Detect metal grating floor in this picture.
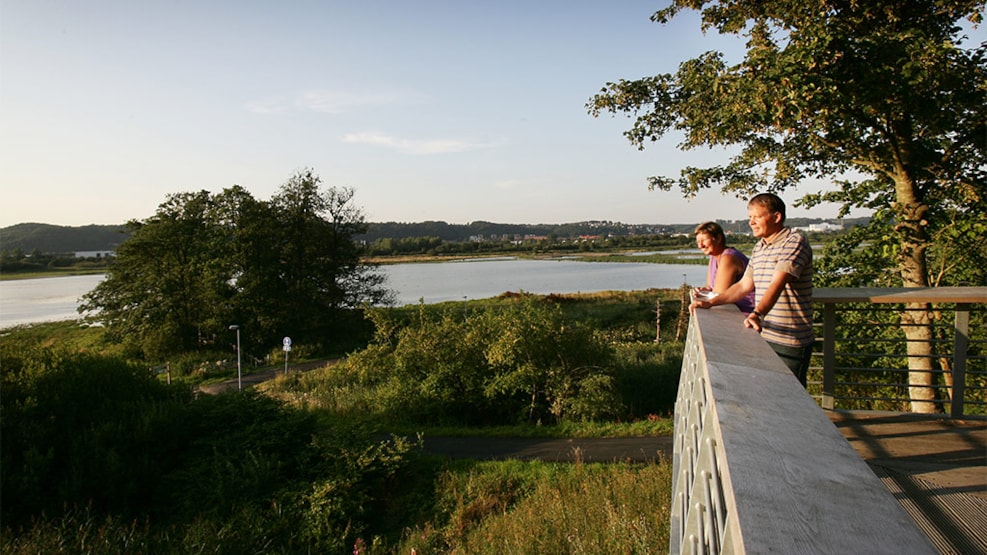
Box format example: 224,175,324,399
872,463,987,555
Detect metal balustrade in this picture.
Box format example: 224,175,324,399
670,305,938,554
812,287,987,417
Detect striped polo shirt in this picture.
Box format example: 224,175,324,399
743,227,814,348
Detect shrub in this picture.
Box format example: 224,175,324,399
0,343,191,526
278,296,626,427
1,342,418,553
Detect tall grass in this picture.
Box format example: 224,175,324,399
379,459,672,555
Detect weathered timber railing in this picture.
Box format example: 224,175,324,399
670,305,937,554
813,287,987,418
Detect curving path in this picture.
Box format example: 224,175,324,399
415,435,672,463
198,360,672,463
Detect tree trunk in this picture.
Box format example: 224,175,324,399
893,176,939,413
899,304,938,413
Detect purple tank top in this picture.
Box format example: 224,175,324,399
709,247,756,314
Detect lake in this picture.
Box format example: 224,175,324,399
0,257,707,327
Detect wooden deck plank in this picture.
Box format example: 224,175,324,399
827,410,986,500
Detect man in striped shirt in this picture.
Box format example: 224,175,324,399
690,193,814,386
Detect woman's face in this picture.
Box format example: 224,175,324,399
696,232,721,256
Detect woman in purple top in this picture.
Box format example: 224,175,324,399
691,222,756,314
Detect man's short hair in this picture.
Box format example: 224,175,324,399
748,193,787,223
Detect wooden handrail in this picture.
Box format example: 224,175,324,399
814,286,987,304
670,305,937,554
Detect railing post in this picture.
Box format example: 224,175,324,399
951,304,970,418
822,303,836,410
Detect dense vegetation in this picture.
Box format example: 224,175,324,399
263,292,685,428
2,290,681,554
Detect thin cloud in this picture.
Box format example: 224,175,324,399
492,178,551,194
243,100,287,114
297,89,421,114
244,89,422,115
343,131,496,155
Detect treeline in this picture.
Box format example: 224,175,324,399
0,217,870,255
0,250,113,274
360,220,673,243
364,232,699,257
361,217,869,243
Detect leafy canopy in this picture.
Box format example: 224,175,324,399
80,170,390,360
588,0,986,287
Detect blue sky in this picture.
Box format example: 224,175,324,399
2,1,963,228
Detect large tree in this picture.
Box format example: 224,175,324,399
263,171,392,343
588,0,986,412
80,190,234,357
80,171,389,361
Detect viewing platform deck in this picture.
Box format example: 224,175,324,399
828,410,987,554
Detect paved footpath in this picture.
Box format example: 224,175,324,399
417,435,673,463
197,360,336,395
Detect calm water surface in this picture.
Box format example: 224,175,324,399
0,258,707,327
1,274,105,327
384,258,705,304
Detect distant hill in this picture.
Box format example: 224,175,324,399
0,223,130,254
1,217,868,254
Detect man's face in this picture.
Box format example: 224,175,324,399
748,204,782,238
695,232,717,255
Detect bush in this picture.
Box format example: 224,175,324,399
270,295,681,426
0,343,191,526
1,342,418,553
612,341,683,419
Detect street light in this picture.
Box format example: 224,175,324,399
229,324,242,391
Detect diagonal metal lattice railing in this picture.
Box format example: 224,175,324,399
670,305,938,554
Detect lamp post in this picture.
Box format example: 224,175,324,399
229,324,242,390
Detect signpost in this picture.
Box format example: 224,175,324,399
230,325,242,390
283,336,291,374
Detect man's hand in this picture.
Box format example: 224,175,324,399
744,312,763,331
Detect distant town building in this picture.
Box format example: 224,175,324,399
805,222,844,233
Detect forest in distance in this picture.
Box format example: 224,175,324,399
1,216,867,254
